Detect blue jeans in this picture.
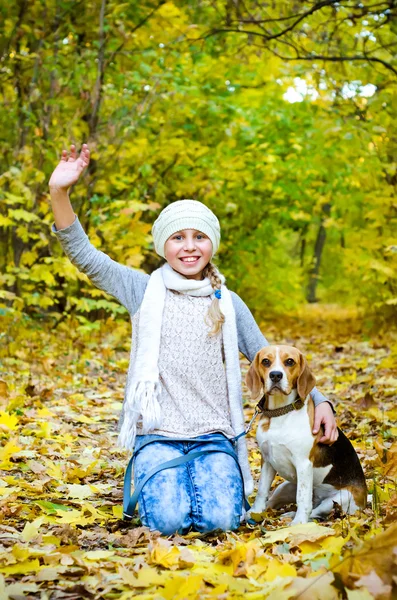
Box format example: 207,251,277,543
133,433,244,535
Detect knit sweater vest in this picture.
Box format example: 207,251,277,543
130,289,235,438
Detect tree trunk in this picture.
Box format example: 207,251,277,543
306,202,331,303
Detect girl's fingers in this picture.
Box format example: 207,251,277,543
78,144,90,166
59,143,89,166
69,145,77,161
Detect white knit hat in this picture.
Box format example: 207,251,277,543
151,199,221,258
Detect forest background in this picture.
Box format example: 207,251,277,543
0,0,396,328
0,1,396,599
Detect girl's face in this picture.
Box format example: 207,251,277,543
164,229,213,280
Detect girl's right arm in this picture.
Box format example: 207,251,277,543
49,144,149,314
49,144,90,230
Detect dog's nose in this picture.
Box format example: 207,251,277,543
269,371,283,382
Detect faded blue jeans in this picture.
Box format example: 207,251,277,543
133,433,244,535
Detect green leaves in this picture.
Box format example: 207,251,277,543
0,0,395,322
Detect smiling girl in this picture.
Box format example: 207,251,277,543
49,144,337,535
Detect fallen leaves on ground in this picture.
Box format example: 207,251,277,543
0,313,396,599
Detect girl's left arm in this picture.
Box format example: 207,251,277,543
231,291,338,445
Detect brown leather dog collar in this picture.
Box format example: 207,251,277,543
257,396,305,418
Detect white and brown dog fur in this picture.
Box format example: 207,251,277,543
246,345,367,525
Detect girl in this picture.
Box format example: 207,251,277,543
49,144,338,535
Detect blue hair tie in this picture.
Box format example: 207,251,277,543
215,289,221,300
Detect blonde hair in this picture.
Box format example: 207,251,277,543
202,262,225,336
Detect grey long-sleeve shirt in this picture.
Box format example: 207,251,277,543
52,217,331,408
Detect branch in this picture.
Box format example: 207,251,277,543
271,51,397,76
203,0,339,43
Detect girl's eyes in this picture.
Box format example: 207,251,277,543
172,234,206,240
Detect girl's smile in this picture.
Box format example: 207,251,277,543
164,229,213,280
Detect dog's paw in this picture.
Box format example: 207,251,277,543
290,514,310,526
281,511,296,519
250,503,267,515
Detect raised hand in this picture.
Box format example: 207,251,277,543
49,144,90,191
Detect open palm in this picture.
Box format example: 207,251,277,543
49,144,90,190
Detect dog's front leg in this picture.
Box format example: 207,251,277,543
291,460,313,525
250,461,276,514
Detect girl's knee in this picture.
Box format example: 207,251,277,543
192,503,242,533
139,491,192,535
140,504,192,535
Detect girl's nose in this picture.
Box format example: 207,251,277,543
184,237,196,251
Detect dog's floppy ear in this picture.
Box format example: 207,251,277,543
246,351,265,400
297,353,316,399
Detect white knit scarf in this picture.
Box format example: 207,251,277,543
118,262,253,497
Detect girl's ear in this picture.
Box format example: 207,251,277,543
297,354,316,399
246,352,264,400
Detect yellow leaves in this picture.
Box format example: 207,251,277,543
3,475,44,493
0,411,18,431
0,439,21,468
84,550,115,561
65,459,98,482
11,545,30,562
65,484,96,500
217,541,257,576
373,440,397,479
192,563,251,594
158,1,183,19
45,461,63,480
162,573,203,600
148,539,192,570
21,250,38,267
7,209,39,223
319,534,350,555
36,406,53,418
261,522,335,546
0,316,394,600
265,560,297,581
331,523,397,585
346,588,375,600
49,503,109,526
34,421,52,438
29,263,56,286
0,559,41,575
21,518,44,542
0,215,13,227
113,505,123,519
119,566,166,587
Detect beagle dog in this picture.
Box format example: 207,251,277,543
246,345,367,525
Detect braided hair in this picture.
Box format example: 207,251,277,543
202,262,225,336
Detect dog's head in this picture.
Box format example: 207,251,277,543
246,345,316,400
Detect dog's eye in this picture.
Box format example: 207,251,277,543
285,358,295,367
262,358,271,367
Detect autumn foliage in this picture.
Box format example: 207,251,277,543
0,313,396,597
0,1,396,598
0,0,396,324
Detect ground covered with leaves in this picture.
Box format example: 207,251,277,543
0,311,396,599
